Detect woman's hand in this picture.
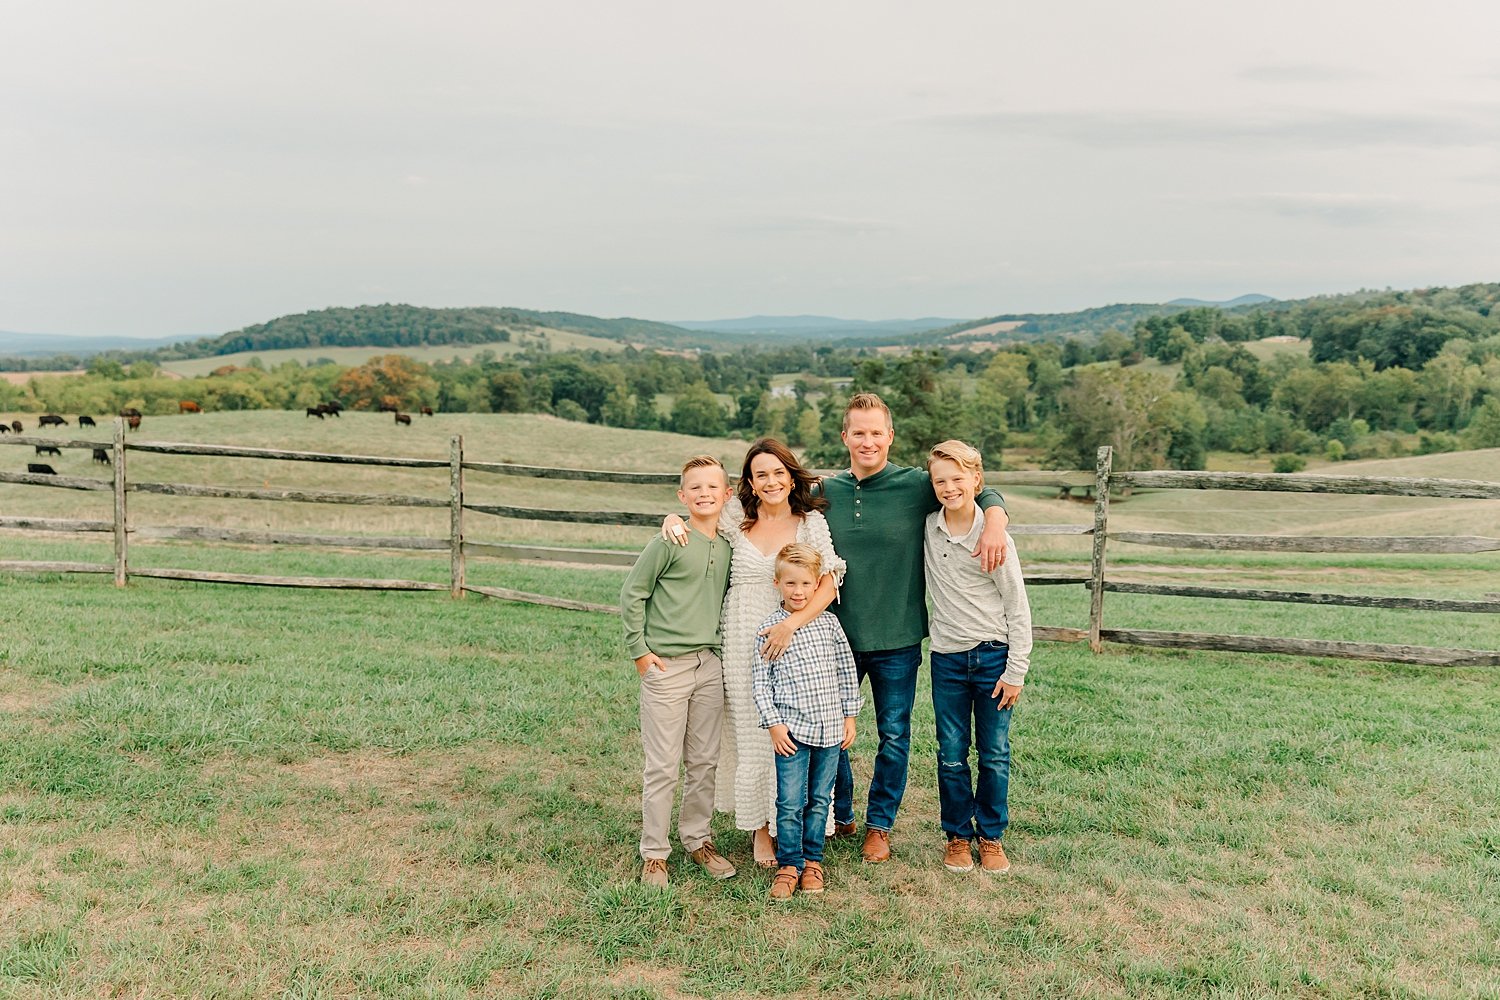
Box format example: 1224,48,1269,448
660,513,688,546
758,619,797,661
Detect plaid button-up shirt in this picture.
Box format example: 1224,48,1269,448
751,608,862,748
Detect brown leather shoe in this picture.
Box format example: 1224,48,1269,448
770,865,799,901
977,837,1010,874
861,827,891,863
799,861,825,894
689,841,737,880
831,821,858,840
640,857,669,887
943,836,974,873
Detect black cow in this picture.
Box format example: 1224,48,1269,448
38,414,68,428
306,406,326,419
119,408,142,418
378,402,399,413
394,412,412,426
28,463,56,475
93,448,111,465
0,423,8,434
35,445,61,457
9,420,20,433
78,415,96,428
420,406,434,416
324,400,343,415
126,414,142,431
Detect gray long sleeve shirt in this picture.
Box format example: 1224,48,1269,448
923,508,1032,685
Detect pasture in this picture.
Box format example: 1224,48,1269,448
2,412,1499,996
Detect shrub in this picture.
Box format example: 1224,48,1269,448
1271,454,1307,473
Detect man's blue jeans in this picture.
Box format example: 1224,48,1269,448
773,737,840,870
833,642,920,832
930,641,1013,841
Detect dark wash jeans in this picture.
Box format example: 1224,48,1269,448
833,642,921,832
930,641,1013,841
773,737,840,870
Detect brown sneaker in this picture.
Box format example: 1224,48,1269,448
831,821,858,840
640,857,668,887
770,865,799,901
977,837,1010,874
689,841,737,880
943,836,975,873
861,827,891,863
799,861,825,894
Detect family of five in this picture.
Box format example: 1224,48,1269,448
620,392,1033,899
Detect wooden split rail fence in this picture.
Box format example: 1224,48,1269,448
2,427,1498,667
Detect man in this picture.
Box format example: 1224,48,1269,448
821,393,1009,863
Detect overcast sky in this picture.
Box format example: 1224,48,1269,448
3,0,1498,337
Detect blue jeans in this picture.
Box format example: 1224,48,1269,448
832,642,920,832
773,737,840,870
931,642,1013,841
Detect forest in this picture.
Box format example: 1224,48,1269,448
5,283,1498,471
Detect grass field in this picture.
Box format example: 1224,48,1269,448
2,412,1499,996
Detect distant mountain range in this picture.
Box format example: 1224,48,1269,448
0,330,186,356
1165,294,1276,308
675,315,966,338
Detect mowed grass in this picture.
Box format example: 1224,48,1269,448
1,574,1498,998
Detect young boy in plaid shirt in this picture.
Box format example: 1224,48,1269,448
752,543,861,901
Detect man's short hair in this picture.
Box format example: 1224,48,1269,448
680,454,726,485
927,438,985,489
842,392,893,432
774,542,824,580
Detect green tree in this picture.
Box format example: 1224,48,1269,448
1464,397,1500,448
671,383,728,437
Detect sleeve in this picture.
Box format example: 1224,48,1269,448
831,619,862,717
990,533,1032,685
620,539,671,660
750,631,783,729
718,494,745,542
976,484,1007,512
800,511,846,587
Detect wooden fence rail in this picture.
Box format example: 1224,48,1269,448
2,428,1497,667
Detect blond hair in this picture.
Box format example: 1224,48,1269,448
774,542,824,581
679,454,726,485
927,439,985,489
842,392,893,432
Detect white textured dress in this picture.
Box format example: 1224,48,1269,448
713,496,846,829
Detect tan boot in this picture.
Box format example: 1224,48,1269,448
640,857,668,887
689,841,737,880
799,861,825,894
943,836,974,873
770,865,799,901
861,828,891,863
977,837,1011,874
831,821,858,840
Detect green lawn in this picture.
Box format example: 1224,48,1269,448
1,570,1497,998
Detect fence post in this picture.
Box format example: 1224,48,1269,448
1088,445,1113,652
112,416,128,587
450,435,465,598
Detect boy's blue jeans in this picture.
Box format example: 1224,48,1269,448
930,641,1013,841
833,642,920,832
773,737,840,870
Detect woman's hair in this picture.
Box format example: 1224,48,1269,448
927,439,985,489
774,542,824,581
738,437,827,528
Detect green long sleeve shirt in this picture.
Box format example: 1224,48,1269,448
619,531,732,659
818,463,1005,652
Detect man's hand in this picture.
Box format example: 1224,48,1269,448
840,717,857,750
974,507,1010,572
769,724,797,756
992,680,1022,710
635,652,666,677
661,514,688,547
758,619,796,661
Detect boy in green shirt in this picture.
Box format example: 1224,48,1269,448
620,455,737,887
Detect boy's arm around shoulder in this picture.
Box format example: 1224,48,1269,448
620,536,674,662
975,487,1009,572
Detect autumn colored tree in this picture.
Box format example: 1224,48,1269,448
332,355,439,410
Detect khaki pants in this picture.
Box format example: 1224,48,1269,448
639,649,723,860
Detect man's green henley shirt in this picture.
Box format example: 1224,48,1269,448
619,530,732,659
819,463,1005,652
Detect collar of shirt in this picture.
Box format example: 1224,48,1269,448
839,461,903,486
933,503,984,549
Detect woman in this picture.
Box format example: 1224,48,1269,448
666,438,844,866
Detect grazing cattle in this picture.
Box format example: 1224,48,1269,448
394,412,412,426
93,448,111,465
179,400,201,414
38,414,68,428
420,406,434,416
35,445,61,457
377,402,398,413
27,463,56,475
324,400,343,415
120,408,142,418
0,423,8,434
9,421,20,433
126,414,142,431
306,406,326,419
78,415,96,428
